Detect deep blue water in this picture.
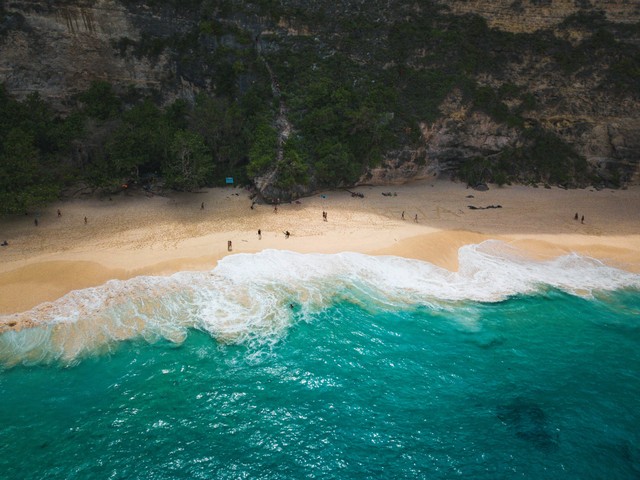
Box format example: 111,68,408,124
1,247,639,479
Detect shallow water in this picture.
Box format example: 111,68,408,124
1,243,639,479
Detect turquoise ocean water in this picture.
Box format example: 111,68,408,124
1,241,639,479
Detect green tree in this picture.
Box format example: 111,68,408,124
105,100,172,179
164,99,189,131
313,140,357,185
78,81,121,120
163,130,213,190
247,120,277,178
0,128,57,213
276,137,309,188
190,94,257,182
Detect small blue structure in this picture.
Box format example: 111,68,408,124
225,177,234,184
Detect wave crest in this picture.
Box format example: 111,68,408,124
1,241,638,366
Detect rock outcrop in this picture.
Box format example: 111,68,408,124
0,1,185,109
436,0,640,33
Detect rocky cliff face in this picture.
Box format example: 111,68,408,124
1,0,639,190
0,1,183,109
361,1,640,186
436,0,639,33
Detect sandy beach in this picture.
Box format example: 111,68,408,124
1,179,639,322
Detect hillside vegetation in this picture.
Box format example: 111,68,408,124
0,0,638,212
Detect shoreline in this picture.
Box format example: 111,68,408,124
1,179,639,322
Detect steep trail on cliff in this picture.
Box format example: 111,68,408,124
255,33,292,164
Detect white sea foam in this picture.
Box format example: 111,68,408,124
1,241,638,366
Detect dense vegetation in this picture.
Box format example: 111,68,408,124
1,1,638,213
0,87,79,214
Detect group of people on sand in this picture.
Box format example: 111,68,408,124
226,228,289,252
400,211,419,222
208,196,339,254
31,209,88,227
574,212,585,224
2,208,91,248
225,203,357,253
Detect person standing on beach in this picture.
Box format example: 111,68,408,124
258,229,262,240
401,211,405,220
57,209,61,217
581,215,585,224
414,214,418,223
201,202,205,210
574,212,578,220
228,240,232,251
84,216,87,224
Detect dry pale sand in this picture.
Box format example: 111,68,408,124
1,179,639,322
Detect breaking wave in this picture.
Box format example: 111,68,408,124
1,241,638,366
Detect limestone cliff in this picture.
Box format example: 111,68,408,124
436,0,639,34
0,1,183,109
363,1,640,186
1,0,638,193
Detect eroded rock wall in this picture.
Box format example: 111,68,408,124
0,0,180,108
437,0,640,33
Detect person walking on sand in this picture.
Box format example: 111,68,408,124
201,202,205,210
284,230,290,238
581,215,585,224
414,213,418,223
57,209,61,217
84,216,87,224
574,212,578,221
258,229,262,240
228,240,232,251
401,211,405,220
